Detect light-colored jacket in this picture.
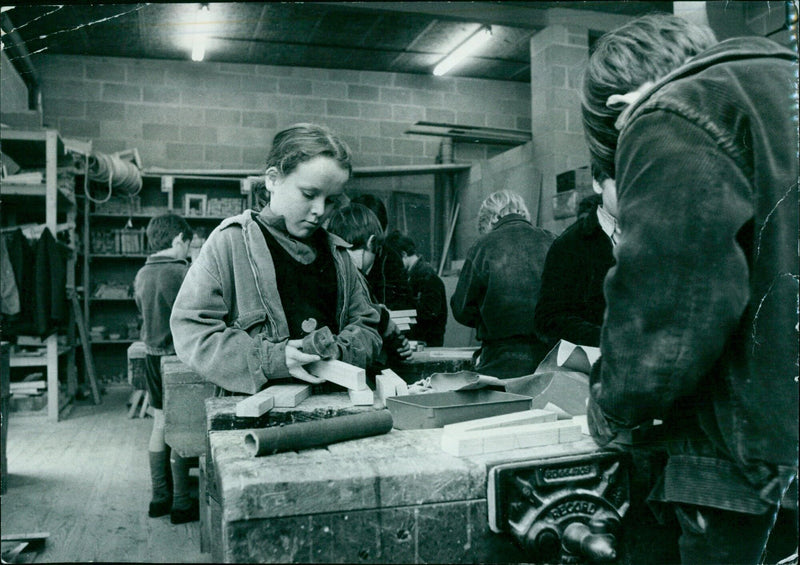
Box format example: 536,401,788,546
170,208,382,394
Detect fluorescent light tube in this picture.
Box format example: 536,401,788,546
191,38,206,61
433,26,492,76
190,3,210,62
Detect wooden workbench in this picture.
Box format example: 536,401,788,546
202,394,602,563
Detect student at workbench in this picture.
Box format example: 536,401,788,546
349,193,414,313
533,167,617,348
383,230,448,347
450,190,556,378
326,203,412,365
582,14,798,564
170,123,382,394
133,213,198,524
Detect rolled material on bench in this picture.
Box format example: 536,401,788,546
244,410,394,457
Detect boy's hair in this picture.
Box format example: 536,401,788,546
266,123,352,178
146,213,192,253
581,13,717,180
350,193,388,232
384,230,416,257
478,190,530,234
326,203,383,251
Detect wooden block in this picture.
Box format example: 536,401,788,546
441,419,581,456
396,323,411,331
389,309,417,318
380,368,408,395
306,359,366,391
390,317,415,325
235,389,275,418
375,374,396,407
443,408,557,433
263,384,311,408
348,387,374,406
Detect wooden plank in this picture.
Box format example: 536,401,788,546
388,309,417,318
380,368,407,394
375,374,396,407
262,384,311,408
396,323,411,331
306,360,366,391
442,408,557,433
235,389,275,418
348,387,374,406
441,419,582,456
390,317,416,325
127,390,143,419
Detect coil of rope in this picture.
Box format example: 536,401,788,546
84,152,143,204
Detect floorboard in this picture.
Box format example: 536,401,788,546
1,384,211,563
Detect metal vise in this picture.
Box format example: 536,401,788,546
488,451,630,563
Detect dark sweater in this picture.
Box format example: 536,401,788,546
406,257,447,347
134,255,189,355
365,246,414,312
534,195,615,347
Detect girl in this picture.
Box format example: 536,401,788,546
170,124,382,394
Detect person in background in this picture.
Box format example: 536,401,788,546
349,193,414,312
326,203,412,364
582,14,798,564
533,167,617,348
170,123,382,395
383,230,448,347
450,190,556,378
133,213,197,524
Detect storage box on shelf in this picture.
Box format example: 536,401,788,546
0,128,82,421
83,172,249,380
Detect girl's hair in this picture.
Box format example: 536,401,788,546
581,13,717,179
326,203,383,250
266,123,353,177
146,213,192,253
477,190,530,234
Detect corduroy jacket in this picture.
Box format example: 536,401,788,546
170,208,382,395
588,37,799,514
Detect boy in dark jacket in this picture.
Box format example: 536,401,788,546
133,213,197,524
384,230,448,347
582,13,798,563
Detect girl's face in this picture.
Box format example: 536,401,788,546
266,156,349,239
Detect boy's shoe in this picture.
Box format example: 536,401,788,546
148,498,172,518
170,499,199,524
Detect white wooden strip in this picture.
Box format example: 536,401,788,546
389,309,417,318
442,408,556,433
348,387,374,406
380,368,408,395
306,359,366,390
441,419,581,456
235,389,275,418
263,384,311,407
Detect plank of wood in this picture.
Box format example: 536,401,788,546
10,381,46,390
127,390,143,419
263,384,311,408
441,419,582,456
306,359,366,391
396,323,411,331
443,408,556,433
389,309,417,318
1,533,50,543
235,389,275,418
348,387,374,406
138,391,150,419
390,317,416,325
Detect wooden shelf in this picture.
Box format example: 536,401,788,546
9,345,74,368
0,128,72,168
90,213,227,221
89,253,148,259
1,183,76,205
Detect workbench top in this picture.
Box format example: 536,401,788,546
206,394,599,523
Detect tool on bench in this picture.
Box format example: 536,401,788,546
302,326,338,360
244,409,393,456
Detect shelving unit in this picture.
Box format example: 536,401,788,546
0,128,81,421
82,172,249,380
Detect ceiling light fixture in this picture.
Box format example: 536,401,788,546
191,3,210,62
433,25,492,77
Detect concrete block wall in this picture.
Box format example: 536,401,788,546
31,54,531,170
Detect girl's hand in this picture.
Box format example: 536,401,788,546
285,340,325,384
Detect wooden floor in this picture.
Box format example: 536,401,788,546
1,384,211,563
